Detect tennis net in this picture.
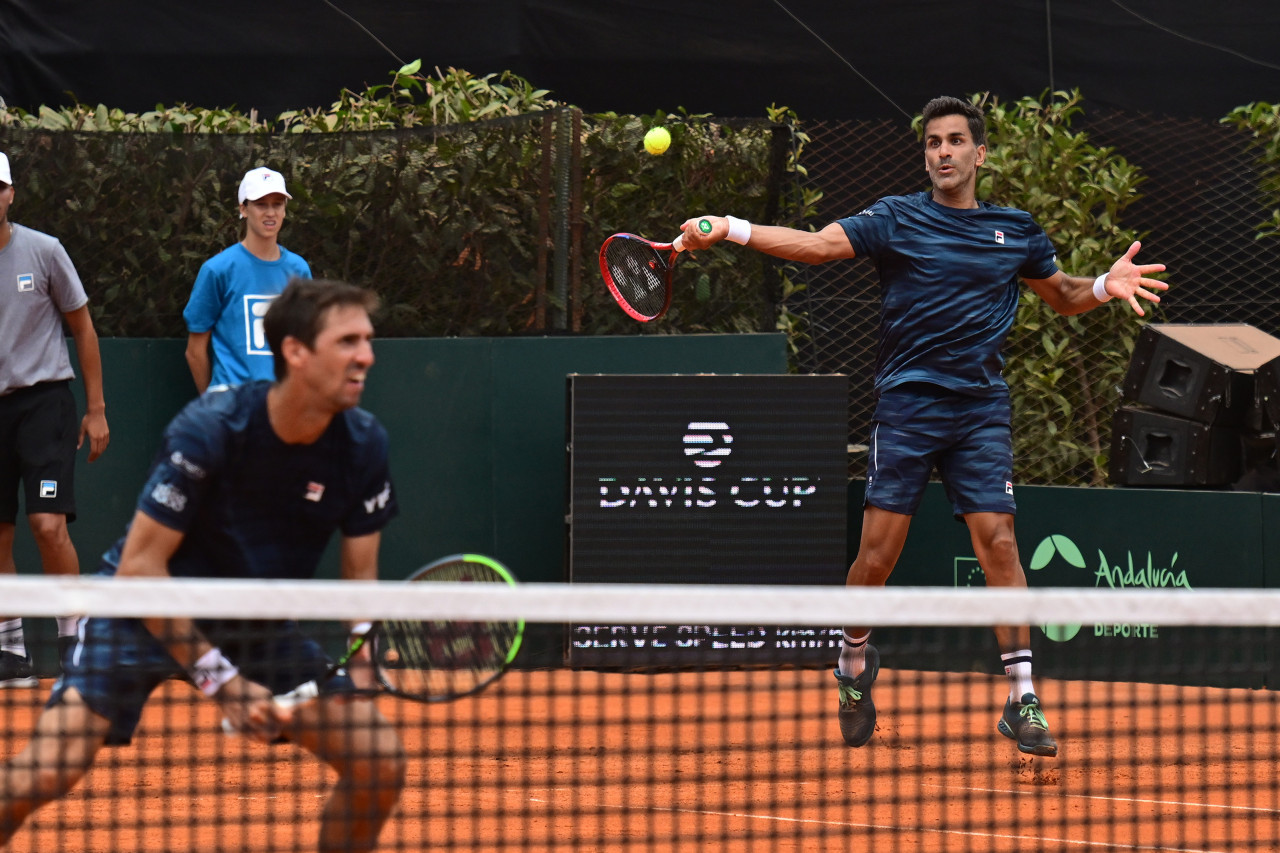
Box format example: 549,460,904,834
2,575,1279,853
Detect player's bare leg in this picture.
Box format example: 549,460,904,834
834,506,912,746
965,510,1058,756
25,513,79,580
25,512,84,664
289,697,407,853
0,690,109,844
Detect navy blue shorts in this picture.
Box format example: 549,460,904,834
864,383,1016,517
49,616,354,745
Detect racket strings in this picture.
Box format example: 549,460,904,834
375,552,522,701
604,239,670,318
377,618,513,698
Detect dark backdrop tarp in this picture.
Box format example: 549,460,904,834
1,1,1277,121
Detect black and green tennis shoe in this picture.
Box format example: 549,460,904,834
833,644,880,747
997,692,1059,757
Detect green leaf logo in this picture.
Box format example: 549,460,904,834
1028,534,1086,570
1041,623,1082,642
1028,534,1085,642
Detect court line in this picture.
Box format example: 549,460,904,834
926,782,1280,815
528,794,1226,853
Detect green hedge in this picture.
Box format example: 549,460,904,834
0,64,803,340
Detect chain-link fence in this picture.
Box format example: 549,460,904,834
0,111,788,341
790,112,1280,486
4,108,1278,488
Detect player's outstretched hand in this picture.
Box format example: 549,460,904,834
215,674,292,743
1104,241,1168,316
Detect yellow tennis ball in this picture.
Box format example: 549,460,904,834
644,127,671,155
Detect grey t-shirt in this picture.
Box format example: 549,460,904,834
0,223,89,396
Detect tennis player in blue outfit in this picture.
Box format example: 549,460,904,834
0,279,405,852
677,96,1167,757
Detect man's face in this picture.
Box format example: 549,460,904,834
923,114,986,196
290,304,376,412
0,183,13,224
240,192,288,240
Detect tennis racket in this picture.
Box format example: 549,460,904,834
599,232,688,321
221,553,523,733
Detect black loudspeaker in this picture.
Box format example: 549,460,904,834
1257,354,1280,428
1121,324,1280,426
1109,406,1242,487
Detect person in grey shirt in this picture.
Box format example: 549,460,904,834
0,151,110,686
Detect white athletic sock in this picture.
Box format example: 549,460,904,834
56,616,81,638
838,631,870,677
1001,649,1036,702
0,618,26,656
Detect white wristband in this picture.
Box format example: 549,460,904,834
725,215,752,245
1092,273,1113,303
189,647,239,697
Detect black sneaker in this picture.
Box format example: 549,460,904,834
833,644,880,747
997,692,1059,757
0,650,39,688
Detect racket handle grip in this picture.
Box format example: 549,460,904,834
219,679,321,735
672,233,685,253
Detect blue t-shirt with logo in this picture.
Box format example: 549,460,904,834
100,382,397,580
837,191,1059,398
183,243,312,388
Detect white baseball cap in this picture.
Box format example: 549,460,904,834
238,167,292,204
0,152,12,186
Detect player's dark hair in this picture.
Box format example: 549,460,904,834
920,96,987,148
264,278,380,380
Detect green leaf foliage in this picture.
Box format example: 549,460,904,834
974,90,1155,485
1222,101,1280,239
0,65,801,341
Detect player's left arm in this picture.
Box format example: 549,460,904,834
117,510,284,738
62,304,110,461
1024,240,1168,317
339,531,382,689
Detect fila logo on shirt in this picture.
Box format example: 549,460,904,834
994,231,1005,245
363,481,392,514
16,273,34,292
243,294,278,356
305,481,326,502
150,482,188,513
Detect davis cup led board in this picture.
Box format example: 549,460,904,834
566,374,848,666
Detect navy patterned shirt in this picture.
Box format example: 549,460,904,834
101,381,397,580
838,191,1059,398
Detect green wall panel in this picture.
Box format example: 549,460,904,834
846,481,1279,688
13,333,786,671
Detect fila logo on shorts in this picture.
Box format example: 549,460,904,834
994,231,1005,244
16,273,34,292
1005,481,1014,495
39,480,57,498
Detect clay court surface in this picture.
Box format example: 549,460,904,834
3,667,1277,852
